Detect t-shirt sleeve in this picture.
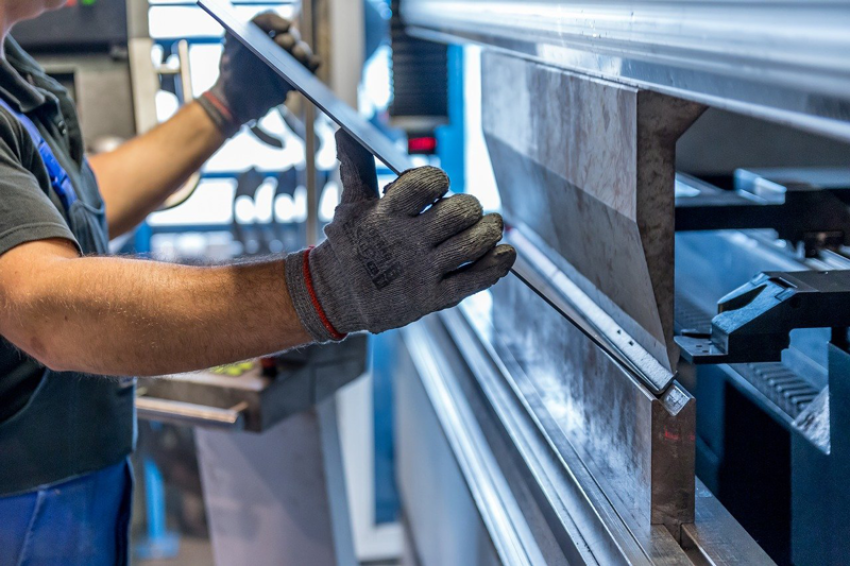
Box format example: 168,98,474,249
0,110,78,258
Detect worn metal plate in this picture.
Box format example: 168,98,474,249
198,0,413,175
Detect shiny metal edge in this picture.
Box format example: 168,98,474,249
402,1,850,142
508,227,675,395
136,396,247,430
198,0,413,174
401,322,548,566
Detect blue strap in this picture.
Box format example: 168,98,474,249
0,96,77,213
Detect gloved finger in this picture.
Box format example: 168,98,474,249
434,214,504,273
252,12,292,35
417,194,483,246
271,30,319,73
307,54,322,72
290,42,315,67
382,166,450,216
336,129,379,204
273,30,300,51
440,244,516,304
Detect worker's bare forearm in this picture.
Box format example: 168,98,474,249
89,101,226,238
0,240,310,377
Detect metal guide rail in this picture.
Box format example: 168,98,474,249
198,0,674,394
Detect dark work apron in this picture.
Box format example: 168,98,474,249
0,97,135,496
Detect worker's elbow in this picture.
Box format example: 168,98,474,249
34,345,75,374
17,330,75,374
1,297,74,373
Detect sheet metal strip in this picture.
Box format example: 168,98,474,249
199,0,412,175
197,0,674,394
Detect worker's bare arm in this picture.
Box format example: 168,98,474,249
88,101,226,239
0,238,312,377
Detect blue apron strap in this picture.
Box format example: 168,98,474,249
0,96,78,213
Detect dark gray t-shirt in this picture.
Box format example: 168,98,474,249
0,38,82,422
0,37,134,495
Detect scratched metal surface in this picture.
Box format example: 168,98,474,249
462,277,696,539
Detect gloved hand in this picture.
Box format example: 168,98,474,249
285,131,516,341
199,12,321,137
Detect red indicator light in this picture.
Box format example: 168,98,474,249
408,136,437,154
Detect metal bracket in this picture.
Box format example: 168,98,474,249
676,270,850,364
676,171,850,256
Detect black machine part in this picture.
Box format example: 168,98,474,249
676,171,850,257
677,270,850,364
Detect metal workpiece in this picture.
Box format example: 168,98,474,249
676,172,850,256
137,336,367,432
676,270,850,365
199,0,413,176
401,0,850,142
482,51,704,371
508,226,674,394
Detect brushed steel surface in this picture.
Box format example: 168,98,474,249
483,51,703,370
508,226,674,394
437,305,665,564
401,0,850,142
483,273,696,538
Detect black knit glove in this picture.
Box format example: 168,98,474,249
285,130,516,341
199,12,320,137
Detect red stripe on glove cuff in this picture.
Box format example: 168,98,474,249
302,247,347,341
201,91,236,125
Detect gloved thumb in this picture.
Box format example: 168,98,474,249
336,129,379,204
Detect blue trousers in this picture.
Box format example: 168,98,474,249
0,459,133,566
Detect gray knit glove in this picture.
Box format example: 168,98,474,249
199,12,321,137
285,131,516,341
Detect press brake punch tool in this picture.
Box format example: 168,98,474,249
197,0,677,395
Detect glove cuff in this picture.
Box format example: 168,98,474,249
285,248,348,343
198,91,242,138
